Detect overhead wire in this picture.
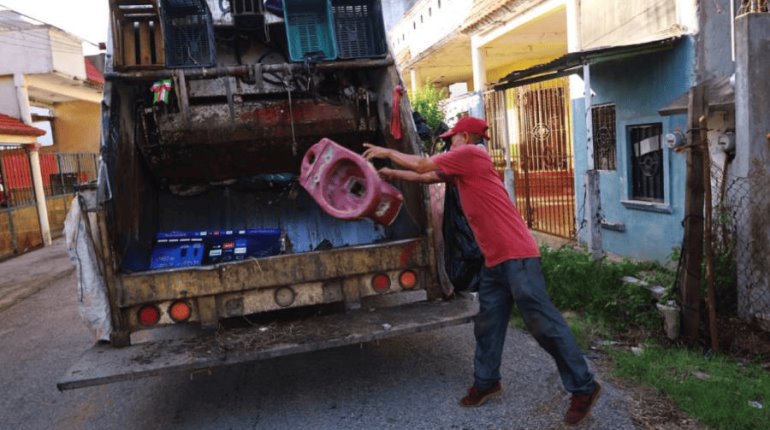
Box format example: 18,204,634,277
0,4,102,51
0,29,93,54
0,3,104,44
0,39,84,54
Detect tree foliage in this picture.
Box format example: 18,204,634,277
411,82,448,133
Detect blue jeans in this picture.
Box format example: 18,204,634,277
473,258,596,394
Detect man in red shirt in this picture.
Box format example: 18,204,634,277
363,116,601,426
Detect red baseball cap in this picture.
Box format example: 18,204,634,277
439,116,490,140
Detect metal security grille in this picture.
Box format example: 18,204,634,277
709,158,770,334
629,123,663,201
0,147,34,206
486,90,507,171
592,104,616,170
485,77,576,239
738,0,768,14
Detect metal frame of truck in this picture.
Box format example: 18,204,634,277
59,0,476,391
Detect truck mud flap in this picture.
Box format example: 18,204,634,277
58,296,478,391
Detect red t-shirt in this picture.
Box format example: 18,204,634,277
432,144,540,267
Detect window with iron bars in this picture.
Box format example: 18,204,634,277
629,123,664,202
591,104,616,170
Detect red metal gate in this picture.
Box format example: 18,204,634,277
0,147,98,259
485,78,576,239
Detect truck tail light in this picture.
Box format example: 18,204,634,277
138,305,161,326
169,300,191,322
399,270,417,289
371,273,391,293
274,287,296,307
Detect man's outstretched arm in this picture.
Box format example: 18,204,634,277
378,167,446,184
362,143,440,174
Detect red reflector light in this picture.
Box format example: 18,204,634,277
169,300,191,322
399,270,417,289
138,305,160,326
371,273,391,293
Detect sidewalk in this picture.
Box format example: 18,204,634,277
0,238,74,312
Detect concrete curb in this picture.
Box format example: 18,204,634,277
0,265,75,313
0,238,77,313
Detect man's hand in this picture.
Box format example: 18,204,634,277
363,142,441,174
377,167,398,180
362,143,391,161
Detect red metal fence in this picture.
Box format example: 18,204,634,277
484,77,576,239
0,147,98,259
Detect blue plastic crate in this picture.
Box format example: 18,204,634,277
203,228,283,265
160,0,217,68
149,229,282,269
149,231,206,269
332,0,387,59
283,0,338,62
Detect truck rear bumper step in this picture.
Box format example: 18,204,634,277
58,296,478,391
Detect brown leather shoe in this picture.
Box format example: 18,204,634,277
564,381,602,425
459,382,502,407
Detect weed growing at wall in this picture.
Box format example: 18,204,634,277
538,246,664,332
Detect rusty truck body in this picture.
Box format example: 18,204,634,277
58,0,476,390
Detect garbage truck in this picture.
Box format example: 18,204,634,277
58,0,477,390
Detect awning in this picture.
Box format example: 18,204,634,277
0,113,46,145
658,75,735,116
494,36,682,90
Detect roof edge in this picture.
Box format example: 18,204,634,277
494,36,683,89
0,113,47,137
460,0,531,35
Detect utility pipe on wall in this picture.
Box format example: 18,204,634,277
582,62,602,259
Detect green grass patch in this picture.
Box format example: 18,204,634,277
539,246,665,333
564,313,610,351
527,245,769,429
612,345,770,430
508,246,671,349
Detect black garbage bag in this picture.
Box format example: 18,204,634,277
442,183,483,292
412,111,433,142
434,121,450,141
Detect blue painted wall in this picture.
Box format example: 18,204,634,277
572,37,695,263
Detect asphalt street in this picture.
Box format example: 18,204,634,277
0,267,639,430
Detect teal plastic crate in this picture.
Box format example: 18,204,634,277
283,0,338,62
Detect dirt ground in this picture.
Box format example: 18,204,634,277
717,316,770,361
592,314,770,430
592,354,710,430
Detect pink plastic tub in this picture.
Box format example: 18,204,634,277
300,138,403,225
